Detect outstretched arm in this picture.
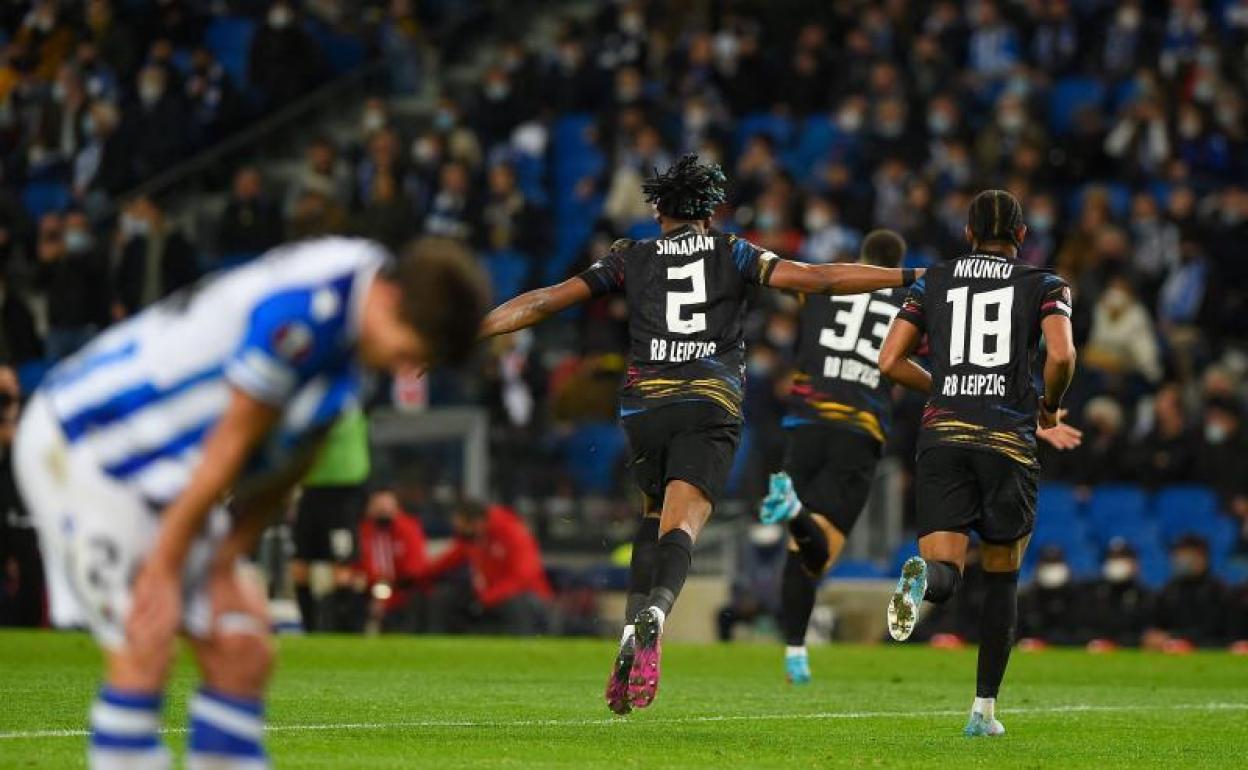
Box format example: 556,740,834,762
767,260,922,296
878,317,932,394
1036,313,1082,450
479,277,594,338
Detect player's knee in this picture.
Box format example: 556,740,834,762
108,643,176,692
203,632,275,696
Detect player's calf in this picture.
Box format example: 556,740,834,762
188,632,274,770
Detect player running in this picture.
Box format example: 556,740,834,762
479,154,921,714
14,236,487,770
877,190,1081,737
757,229,909,685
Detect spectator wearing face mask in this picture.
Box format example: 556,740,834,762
1144,535,1229,650
111,195,199,319
1196,397,1248,531
975,93,1048,176
248,0,325,109
1080,540,1154,648
797,197,860,264
1127,193,1180,305
1083,274,1164,388
1128,382,1198,487
1104,99,1171,180
131,64,188,182
357,487,431,634
1018,193,1059,267
1018,547,1083,647
34,210,108,361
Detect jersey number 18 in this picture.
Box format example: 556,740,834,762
946,286,1014,368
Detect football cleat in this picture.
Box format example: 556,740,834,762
886,557,928,641
759,472,801,525
605,636,635,715
627,608,663,709
784,650,812,685
964,711,1006,737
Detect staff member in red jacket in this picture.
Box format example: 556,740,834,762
358,487,430,632
424,500,551,635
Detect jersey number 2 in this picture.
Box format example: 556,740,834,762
946,286,1013,367
666,260,707,334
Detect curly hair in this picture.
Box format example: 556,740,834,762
640,154,728,221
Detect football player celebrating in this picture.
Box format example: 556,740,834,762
480,155,921,714
877,190,1081,737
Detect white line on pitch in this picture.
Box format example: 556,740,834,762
1,702,1246,741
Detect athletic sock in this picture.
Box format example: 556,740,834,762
976,571,1020,699
644,529,694,617
785,645,807,658
625,517,661,622
923,560,963,604
188,688,269,770
295,584,317,633
780,550,818,646
89,686,170,770
972,696,996,720
787,512,829,575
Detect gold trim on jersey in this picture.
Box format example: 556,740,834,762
629,377,743,420
803,399,885,443
923,417,1036,467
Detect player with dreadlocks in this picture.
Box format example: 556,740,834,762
480,155,922,714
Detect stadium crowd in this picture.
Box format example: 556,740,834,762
1,0,1247,646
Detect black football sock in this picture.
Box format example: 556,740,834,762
625,517,661,624
295,584,317,632
976,571,1020,699
923,560,963,604
788,512,830,575
645,529,694,617
781,550,818,647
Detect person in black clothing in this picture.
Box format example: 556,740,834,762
112,196,200,319
215,166,283,263
1042,395,1130,486
878,189,1083,736
1145,535,1229,650
1081,540,1154,648
756,230,910,685
0,365,42,627
247,1,325,109
1016,547,1082,646
1196,396,1248,516
34,210,108,361
1128,382,1198,487
130,64,188,182
0,276,42,366
481,154,918,715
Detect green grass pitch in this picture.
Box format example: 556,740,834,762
1,630,1246,768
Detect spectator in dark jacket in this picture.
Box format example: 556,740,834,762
34,210,107,361
1196,396,1248,514
0,276,42,365
0,365,42,627
1044,396,1131,487
215,165,283,264
479,162,547,265
248,1,324,109
1018,547,1083,646
130,64,188,182
1128,383,1198,487
1081,540,1154,648
424,501,552,636
1145,535,1229,650
112,196,199,319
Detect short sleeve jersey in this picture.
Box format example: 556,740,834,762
895,252,1072,467
785,287,906,444
578,226,777,420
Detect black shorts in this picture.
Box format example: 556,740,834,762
293,484,365,563
622,401,742,509
915,446,1038,544
783,424,881,535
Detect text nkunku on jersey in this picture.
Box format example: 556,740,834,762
578,226,777,420
895,253,1072,468
785,287,905,444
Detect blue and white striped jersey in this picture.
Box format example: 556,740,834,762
39,237,389,506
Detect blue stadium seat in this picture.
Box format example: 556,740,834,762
1137,551,1170,589
1032,513,1090,553
561,423,628,495
21,181,70,219
482,250,529,303
205,16,256,87
1154,485,1219,519
1048,76,1106,134
888,541,919,575
735,113,795,154
305,19,366,74
1088,484,1149,524
1038,482,1082,520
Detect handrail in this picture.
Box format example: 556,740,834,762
116,57,388,207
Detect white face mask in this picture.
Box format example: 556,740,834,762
998,110,1025,133
361,110,386,134
1102,557,1134,584
1101,287,1131,313
837,110,864,133
1204,422,1229,445
1036,562,1070,589
269,7,293,28
804,210,831,232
